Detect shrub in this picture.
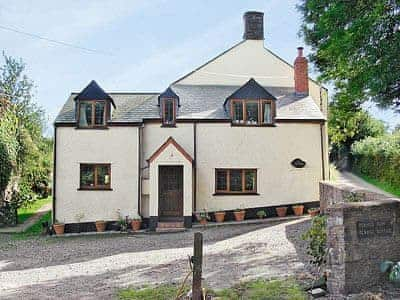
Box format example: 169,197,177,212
301,215,327,266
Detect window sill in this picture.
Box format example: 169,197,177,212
75,126,109,130
161,124,176,128
230,123,276,127
213,192,259,196
77,188,113,191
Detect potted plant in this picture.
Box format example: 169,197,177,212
53,220,65,235
292,205,304,216
233,208,245,222
131,215,142,231
197,210,210,225
214,211,226,223
381,261,400,287
308,207,320,217
256,210,266,219
276,206,288,217
95,220,106,232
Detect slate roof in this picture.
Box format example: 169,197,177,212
74,80,115,107
226,78,276,102
158,87,180,106
55,83,325,124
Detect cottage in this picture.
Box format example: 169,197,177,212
54,11,328,232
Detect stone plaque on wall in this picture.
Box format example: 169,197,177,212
357,219,393,239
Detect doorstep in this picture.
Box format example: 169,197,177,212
192,214,310,228
51,229,147,238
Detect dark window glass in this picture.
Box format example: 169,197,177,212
229,170,242,192
163,99,175,124
245,170,256,191
246,102,259,124
263,102,272,124
80,165,95,187
97,165,110,186
95,102,105,125
232,101,243,123
216,170,227,191
79,102,93,127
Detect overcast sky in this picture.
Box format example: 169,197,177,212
0,0,398,134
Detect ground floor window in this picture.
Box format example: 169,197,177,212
80,163,111,190
215,168,257,194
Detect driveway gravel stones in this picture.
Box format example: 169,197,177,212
0,218,313,299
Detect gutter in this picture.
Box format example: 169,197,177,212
52,126,57,223
193,122,197,212
137,125,143,214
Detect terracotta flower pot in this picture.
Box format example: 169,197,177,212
95,220,106,232
53,223,65,235
308,208,320,217
199,218,207,225
131,220,141,231
276,206,288,217
233,210,245,222
292,205,304,216
214,212,226,223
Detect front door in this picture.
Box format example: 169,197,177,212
158,166,183,221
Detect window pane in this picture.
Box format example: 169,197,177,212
232,102,243,123
245,170,256,191
80,165,94,187
246,102,259,124
216,170,227,191
95,102,105,125
263,102,272,124
79,102,92,127
97,165,110,186
164,100,174,124
230,170,242,192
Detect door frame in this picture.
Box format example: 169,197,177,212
158,165,184,221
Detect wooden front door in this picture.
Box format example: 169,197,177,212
158,166,183,221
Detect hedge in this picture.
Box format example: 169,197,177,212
351,134,400,188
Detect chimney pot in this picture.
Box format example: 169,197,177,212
243,11,264,40
294,47,309,95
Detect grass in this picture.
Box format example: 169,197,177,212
12,211,51,240
17,196,52,223
357,173,400,198
118,279,307,300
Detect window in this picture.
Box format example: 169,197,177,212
215,169,257,194
231,100,274,125
162,99,176,126
79,164,111,190
78,101,106,127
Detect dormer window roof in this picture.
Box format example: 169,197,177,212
74,80,114,128
225,78,276,126
159,87,179,127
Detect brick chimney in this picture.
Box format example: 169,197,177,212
243,11,264,40
294,47,309,95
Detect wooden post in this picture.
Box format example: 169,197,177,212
192,232,203,300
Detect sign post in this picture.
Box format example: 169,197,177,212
192,232,203,300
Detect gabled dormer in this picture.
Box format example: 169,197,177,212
224,78,276,126
74,80,115,128
158,87,179,127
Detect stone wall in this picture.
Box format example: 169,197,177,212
321,181,400,298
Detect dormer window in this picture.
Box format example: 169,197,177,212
225,78,276,126
74,80,115,128
158,87,179,127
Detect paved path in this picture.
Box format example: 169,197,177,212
0,218,313,299
337,171,395,198
0,203,52,234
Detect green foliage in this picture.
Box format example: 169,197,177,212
118,284,188,300
256,210,266,218
358,173,400,198
351,133,400,190
12,211,51,240
298,1,400,109
17,196,51,223
301,215,327,266
380,261,400,284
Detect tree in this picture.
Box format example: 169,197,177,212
298,0,400,110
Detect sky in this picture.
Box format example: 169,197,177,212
0,0,399,134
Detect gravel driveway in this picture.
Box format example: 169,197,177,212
0,218,313,299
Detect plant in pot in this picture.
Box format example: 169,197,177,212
233,207,245,222
275,206,288,217
256,210,266,219
95,220,106,232
214,211,226,223
292,205,304,216
53,219,65,235
381,261,400,287
197,209,210,225
131,214,142,231
308,207,320,217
